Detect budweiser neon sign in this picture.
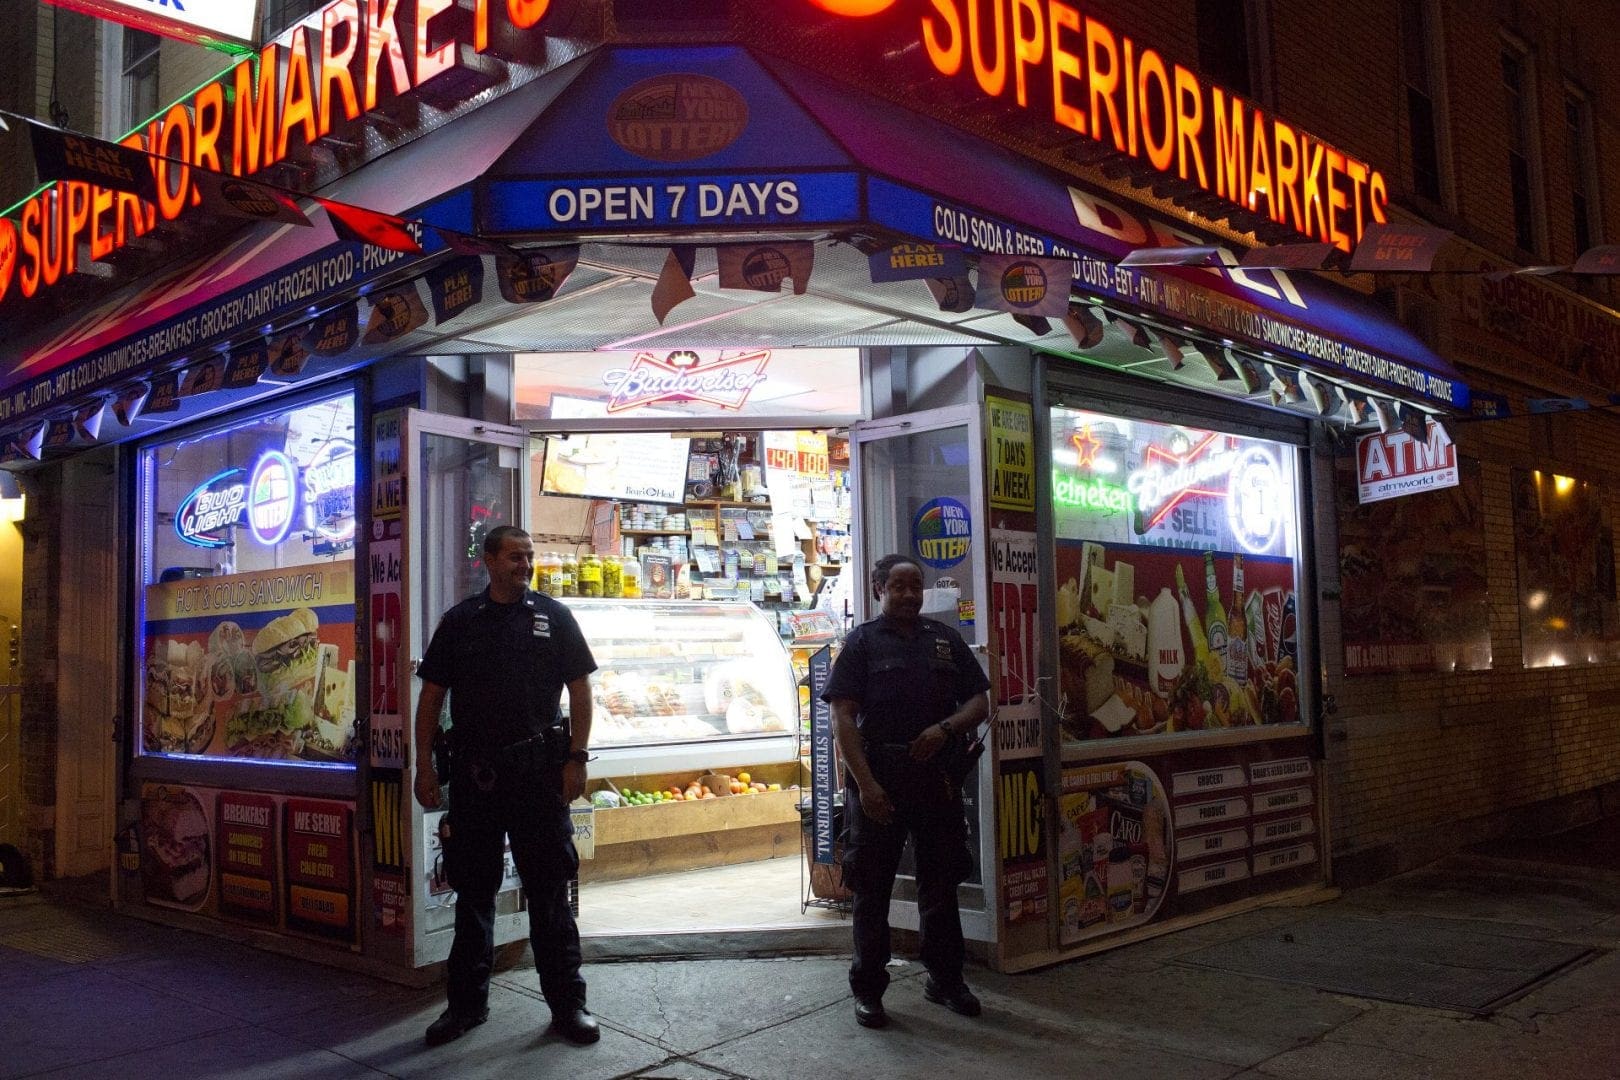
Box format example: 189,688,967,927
809,0,1388,250
602,349,771,413
1127,430,1240,528
1,0,566,309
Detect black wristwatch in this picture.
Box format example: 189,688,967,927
566,749,590,764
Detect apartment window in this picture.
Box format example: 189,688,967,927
262,0,324,41
1565,91,1598,256
121,28,161,131
1501,45,1543,253
1197,0,1253,97
1398,0,1443,204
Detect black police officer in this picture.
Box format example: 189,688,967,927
822,553,990,1029
413,525,599,1047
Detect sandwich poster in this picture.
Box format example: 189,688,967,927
142,566,357,765
139,784,213,912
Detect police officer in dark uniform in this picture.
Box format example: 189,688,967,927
412,525,600,1048
822,553,990,1029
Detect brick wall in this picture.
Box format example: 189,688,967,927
17,465,63,879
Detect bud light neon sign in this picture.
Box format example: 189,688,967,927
174,468,247,549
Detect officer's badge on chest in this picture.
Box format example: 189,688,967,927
532,612,551,638
933,638,952,661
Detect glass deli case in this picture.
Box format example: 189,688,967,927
561,599,799,775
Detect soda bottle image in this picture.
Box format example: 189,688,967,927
1227,554,1248,685
1279,590,1299,667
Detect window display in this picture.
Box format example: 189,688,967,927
1051,407,1305,742
1511,468,1620,667
138,392,358,767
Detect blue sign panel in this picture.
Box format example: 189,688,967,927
484,172,861,234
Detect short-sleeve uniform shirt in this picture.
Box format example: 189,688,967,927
820,614,990,744
417,589,596,750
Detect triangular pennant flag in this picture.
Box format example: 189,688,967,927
224,341,271,389
303,303,359,355
433,227,523,261
43,418,76,452
145,371,181,414
925,275,975,313
496,246,579,303
1062,303,1105,349
1348,222,1452,272
179,355,226,398
1399,406,1429,440
14,421,47,460
1470,391,1511,420
1118,245,1220,267
28,120,157,201
651,245,697,324
313,196,423,254
112,382,150,426
1237,242,1337,270
868,242,966,283
1011,314,1052,336
1572,245,1620,274
73,401,106,442
190,170,311,227
268,330,313,376
363,285,430,346
426,256,484,323
975,254,1071,317
716,242,814,294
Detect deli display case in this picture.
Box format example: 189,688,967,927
559,598,804,882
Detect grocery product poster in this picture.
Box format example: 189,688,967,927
1057,761,1171,945
216,791,277,924
1510,467,1620,668
284,798,357,943
142,565,358,764
1055,541,1301,741
1335,455,1490,674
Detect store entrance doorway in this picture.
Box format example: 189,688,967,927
0,493,22,853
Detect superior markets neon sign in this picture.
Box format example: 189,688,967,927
809,0,1387,250
1,0,567,308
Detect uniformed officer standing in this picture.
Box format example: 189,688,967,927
822,553,991,1029
412,525,600,1047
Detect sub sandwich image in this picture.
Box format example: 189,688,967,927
143,639,215,754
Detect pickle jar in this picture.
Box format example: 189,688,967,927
560,553,578,597
578,553,603,597
619,556,642,598
601,554,623,598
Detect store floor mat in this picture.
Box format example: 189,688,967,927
0,919,136,963
1173,912,1595,1014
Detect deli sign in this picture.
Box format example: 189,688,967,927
45,0,257,47
1356,420,1458,504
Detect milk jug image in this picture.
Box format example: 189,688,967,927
1147,587,1183,697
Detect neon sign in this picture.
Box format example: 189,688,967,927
1226,446,1285,552
810,0,1388,250
1127,431,1241,529
3,0,570,308
174,467,247,548
602,349,770,413
248,450,298,546
302,438,357,543
1053,473,1130,512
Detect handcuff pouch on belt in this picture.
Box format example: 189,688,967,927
449,726,571,792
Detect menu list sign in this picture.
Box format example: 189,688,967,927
216,791,277,925
284,798,357,944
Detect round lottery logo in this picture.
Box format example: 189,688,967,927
742,247,791,289
1000,261,1049,309
912,497,971,569
248,451,298,545
607,75,749,163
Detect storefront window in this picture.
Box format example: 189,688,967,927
138,392,358,767
1511,468,1619,667
1051,407,1304,742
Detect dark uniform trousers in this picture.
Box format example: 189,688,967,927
444,740,582,1018
844,745,972,1001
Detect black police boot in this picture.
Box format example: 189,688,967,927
550,1003,601,1045
425,1006,489,1046
923,977,981,1017
853,995,888,1029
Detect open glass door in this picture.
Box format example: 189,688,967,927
849,403,995,941
394,410,529,966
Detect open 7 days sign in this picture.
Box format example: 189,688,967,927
1355,420,1458,504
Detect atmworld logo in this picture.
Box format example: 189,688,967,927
601,350,770,413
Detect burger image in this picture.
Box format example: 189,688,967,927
143,639,215,754
254,608,321,697
140,788,210,908
225,690,315,759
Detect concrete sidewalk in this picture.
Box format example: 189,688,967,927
3,851,1618,1080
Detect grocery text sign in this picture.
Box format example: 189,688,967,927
1355,420,1458,504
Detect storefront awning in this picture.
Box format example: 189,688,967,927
1,44,1465,449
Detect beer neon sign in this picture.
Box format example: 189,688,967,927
602,349,770,413
1127,430,1240,529
175,467,248,548
810,0,1387,250
2,0,567,309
